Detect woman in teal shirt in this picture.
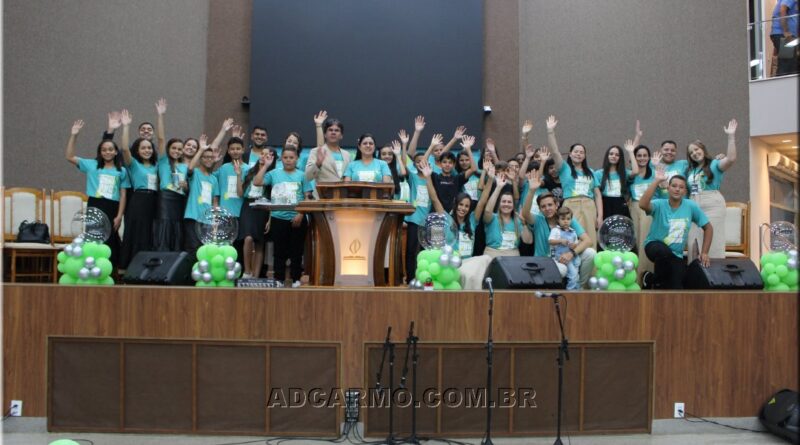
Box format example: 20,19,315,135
482,173,533,257
184,136,220,261
343,134,392,183
685,119,738,260
65,119,129,269
640,166,712,289
594,141,638,220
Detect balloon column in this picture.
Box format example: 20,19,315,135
190,207,242,287
57,208,114,285
761,222,799,291
588,215,640,291
408,213,462,290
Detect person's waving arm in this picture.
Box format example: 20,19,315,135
120,109,133,166
189,134,208,172
210,118,234,168
483,174,507,224
718,119,738,171
65,120,84,166
461,135,478,178
520,169,543,225
441,126,466,155
419,160,445,214
520,119,533,152
423,133,444,160
314,110,327,147
155,98,167,155
252,151,275,186
392,139,407,178
408,115,425,157
472,165,493,220
623,138,639,176
545,115,564,171
639,164,666,213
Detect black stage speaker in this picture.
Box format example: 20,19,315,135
760,389,799,444
483,256,564,290
684,258,763,290
122,251,193,285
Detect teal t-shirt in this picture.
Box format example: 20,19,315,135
558,162,596,199
404,165,431,226
687,159,724,194
445,212,479,258
77,157,131,201
157,156,188,194
395,179,411,202
629,171,657,201
644,198,709,258
241,164,266,199
428,155,443,174
343,159,391,183
484,214,524,250
518,182,546,219
184,169,220,221
217,162,245,217
656,160,689,198
126,158,158,191
530,213,585,257
261,168,314,220
593,169,630,198
463,173,481,201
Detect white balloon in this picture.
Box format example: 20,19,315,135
73,237,84,245
225,257,236,270
90,266,102,277
202,272,213,283
449,255,462,268
788,258,798,270
614,268,626,280
598,277,609,289
789,249,798,259
72,246,83,257
588,276,599,288
439,253,451,266
442,245,454,255
198,260,209,273
225,270,237,281
78,267,90,280
612,256,623,268
191,269,202,281
84,256,96,268
65,244,74,256
233,262,242,273
623,260,635,271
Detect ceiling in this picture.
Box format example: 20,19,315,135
757,132,799,160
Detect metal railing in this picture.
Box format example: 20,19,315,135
748,14,799,80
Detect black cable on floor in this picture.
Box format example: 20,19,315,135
683,411,769,433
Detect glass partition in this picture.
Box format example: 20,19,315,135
749,14,799,80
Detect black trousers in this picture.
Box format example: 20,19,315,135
270,216,307,282
645,241,686,289
405,222,421,282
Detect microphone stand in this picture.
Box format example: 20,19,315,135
375,327,396,444
399,321,420,444
482,277,495,445
549,293,569,445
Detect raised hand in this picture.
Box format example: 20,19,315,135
233,159,242,175
314,110,328,126
430,133,443,147
156,97,167,115
222,118,234,132
506,167,517,182
654,164,667,182
398,129,409,145
262,150,275,168
315,145,327,166
483,158,493,171
525,143,536,158
107,112,122,131
538,146,551,162
546,115,558,131
199,134,209,149
495,174,508,189
522,119,533,135
460,135,475,150
486,161,496,178
651,150,663,166
391,140,402,157
414,115,426,132
453,125,467,140
419,160,433,178
623,139,635,153
527,169,542,189
485,138,496,155
120,109,132,126
231,124,245,139
71,119,85,135
635,120,642,139
724,119,738,136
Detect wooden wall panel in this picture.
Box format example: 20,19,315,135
3,285,797,420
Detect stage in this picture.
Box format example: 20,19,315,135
2,284,797,436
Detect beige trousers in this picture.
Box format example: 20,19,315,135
459,255,494,290
563,196,597,250
629,200,654,280
688,190,726,260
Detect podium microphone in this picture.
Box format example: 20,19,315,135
535,291,561,299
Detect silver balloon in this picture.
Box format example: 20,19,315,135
90,266,102,278
72,245,83,257
788,258,798,270
418,212,458,250
790,249,798,259
623,260,635,271
225,257,236,270
439,253,451,266
233,262,242,274
449,255,462,268
73,237,84,245
588,276,599,288
612,256,623,268
191,269,202,281
198,260,209,273
78,267,90,280
65,244,74,256
614,268,626,280
598,215,636,252
84,257,96,268
598,277,609,290
225,270,237,281
442,245,454,255
201,272,213,283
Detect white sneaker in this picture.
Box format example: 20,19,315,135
242,273,253,279
292,280,302,288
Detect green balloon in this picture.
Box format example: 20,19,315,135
763,263,776,277
438,267,455,285
445,281,462,290
205,244,221,260
417,259,430,272
428,262,441,277
65,257,82,277
776,265,789,277
196,244,209,261
760,253,770,267
211,254,225,268
49,440,81,445
221,245,237,261
57,251,67,263
600,263,614,278
593,253,604,268
195,281,211,287
427,249,443,263
767,274,781,286
416,250,427,263
416,270,432,284
773,283,790,291
622,271,637,286
626,283,641,291
96,258,113,279
100,276,114,285
58,274,76,285
97,243,112,259
218,279,235,287
57,263,66,274
622,251,639,267
774,253,789,266
433,281,444,290
83,243,99,258
211,266,226,282
608,282,626,291
782,269,798,285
